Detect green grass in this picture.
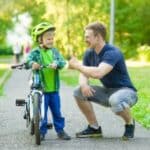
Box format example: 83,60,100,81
0,55,13,59
0,69,6,78
128,67,150,128
0,86,2,95
60,67,150,129
60,69,79,86
0,69,7,95
0,68,11,96
0,55,13,95
60,69,100,86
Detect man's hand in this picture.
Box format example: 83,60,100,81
80,84,95,97
49,62,57,69
32,62,40,70
68,57,81,69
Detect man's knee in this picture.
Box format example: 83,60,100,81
73,86,80,97
109,89,137,113
109,95,129,113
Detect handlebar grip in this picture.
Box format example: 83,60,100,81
11,63,25,69
11,65,16,69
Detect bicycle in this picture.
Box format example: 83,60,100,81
11,63,52,145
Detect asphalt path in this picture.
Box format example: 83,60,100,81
0,69,150,150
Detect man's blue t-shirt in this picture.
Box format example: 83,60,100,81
83,44,136,91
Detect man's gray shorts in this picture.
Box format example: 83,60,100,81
74,85,138,113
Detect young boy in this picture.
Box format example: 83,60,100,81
26,22,71,140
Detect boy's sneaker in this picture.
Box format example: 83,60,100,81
57,131,71,140
76,125,102,138
122,120,135,140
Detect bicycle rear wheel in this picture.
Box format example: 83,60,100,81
33,92,41,145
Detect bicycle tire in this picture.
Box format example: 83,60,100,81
33,92,41,145
26,103,30,128
30,120,34,135
26,99,34,135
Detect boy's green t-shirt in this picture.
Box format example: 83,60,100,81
40,49,56,92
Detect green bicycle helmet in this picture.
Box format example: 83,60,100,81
31,22,55,42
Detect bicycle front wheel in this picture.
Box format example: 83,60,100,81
33,92,41,145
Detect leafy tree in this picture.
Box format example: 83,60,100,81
0,0,149,58
115,0,150,57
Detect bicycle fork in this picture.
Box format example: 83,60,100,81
30,90,44,121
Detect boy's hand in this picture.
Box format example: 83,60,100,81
49,62,57,69
32,62,40,70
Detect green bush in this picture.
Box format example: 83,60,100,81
0,46,13,55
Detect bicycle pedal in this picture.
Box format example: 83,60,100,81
47,123,53,129
16,99,26,106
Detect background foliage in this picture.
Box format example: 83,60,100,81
0,0,150,59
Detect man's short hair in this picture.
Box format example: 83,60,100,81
85,22,106,40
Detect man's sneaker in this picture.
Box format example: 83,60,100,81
122,120,135,140
57,131,71,140
40,134,45,141
76,125,102,138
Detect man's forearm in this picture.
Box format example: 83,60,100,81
79,73,89,85
68,57,112,79
77,65,102,79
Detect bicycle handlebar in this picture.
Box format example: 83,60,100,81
11,63,49,70
11,63,26,69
